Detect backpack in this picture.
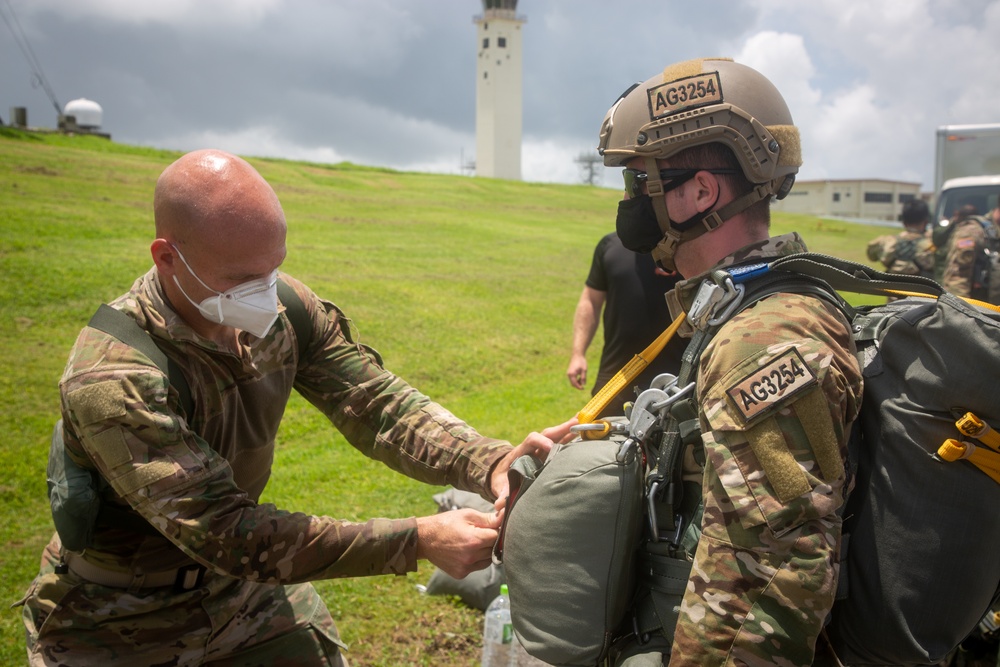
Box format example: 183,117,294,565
973,219,1000,305
933,216,1000,304
48,279,312,552
496,253,1000,666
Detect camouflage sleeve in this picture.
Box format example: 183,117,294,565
283,276,512,502
865,235,895,268
60,329,424,582
941,222,982,297
913,237,936,274
669,294,863,666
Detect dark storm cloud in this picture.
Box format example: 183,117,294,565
4,1,1000,188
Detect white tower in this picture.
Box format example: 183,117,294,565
474,0,525,180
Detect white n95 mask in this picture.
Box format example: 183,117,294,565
170,244,280,338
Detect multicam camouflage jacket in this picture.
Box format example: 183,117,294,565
664,233,864,666
58,269,511,581
866,229,935,278
942,217,995,299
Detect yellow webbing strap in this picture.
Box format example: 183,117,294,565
576,312,687,425
938,439,1000,485
955,412,1000,451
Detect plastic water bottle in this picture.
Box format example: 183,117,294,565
482,583,517,667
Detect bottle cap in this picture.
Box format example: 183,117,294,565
500,584,509,595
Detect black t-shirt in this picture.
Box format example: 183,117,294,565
585,232,686,416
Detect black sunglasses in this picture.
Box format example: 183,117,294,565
622,167,738,198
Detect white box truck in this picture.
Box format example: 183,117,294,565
934,124,1000,223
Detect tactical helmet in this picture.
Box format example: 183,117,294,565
598,57,801,196
598,58,802,270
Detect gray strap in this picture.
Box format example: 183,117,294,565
770,252,943,299
88,305,193,417
276,279,312,360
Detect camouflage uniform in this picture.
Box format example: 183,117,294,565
866,230,935,278
18,270,511,666
942,218,990,298
664,233,864,666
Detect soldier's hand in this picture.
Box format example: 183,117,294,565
490,417,577,508
415,509,501,579
567,355,588,389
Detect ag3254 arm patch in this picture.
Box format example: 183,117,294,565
725,347,817,423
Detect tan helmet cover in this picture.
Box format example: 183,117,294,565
598,57,801,194
598,58,802,271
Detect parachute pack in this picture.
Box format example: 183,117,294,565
495,253,1000,666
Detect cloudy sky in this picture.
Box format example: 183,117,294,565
3,0,1000,191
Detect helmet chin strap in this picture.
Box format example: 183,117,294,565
650,179,776,272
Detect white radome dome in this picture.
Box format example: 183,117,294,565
63,98,103,129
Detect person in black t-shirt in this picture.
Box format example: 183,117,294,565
567,232,685,418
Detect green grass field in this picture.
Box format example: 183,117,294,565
0,129,889,665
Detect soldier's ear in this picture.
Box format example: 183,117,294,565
151,239,178,277
693,170,722,214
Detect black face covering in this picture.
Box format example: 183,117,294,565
616,195,663,254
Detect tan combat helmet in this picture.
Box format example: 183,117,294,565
598,58,802,267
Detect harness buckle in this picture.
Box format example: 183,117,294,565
688,273,746,331
173,564,206,593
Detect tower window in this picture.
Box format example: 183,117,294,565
498,37,506,48
483,37,489,48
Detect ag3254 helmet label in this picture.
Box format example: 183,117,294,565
647,72,723,121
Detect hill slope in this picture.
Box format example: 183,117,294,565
0,129,886,665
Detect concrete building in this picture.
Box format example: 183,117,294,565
473,0,524,180
772,178,923,221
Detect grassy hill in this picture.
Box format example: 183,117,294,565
0,129,888,665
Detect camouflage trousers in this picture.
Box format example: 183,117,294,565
17,534,348,666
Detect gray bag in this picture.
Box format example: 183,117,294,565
494,435,644,667
825,292,1000,664
754,254,1000,665
47,419,100,552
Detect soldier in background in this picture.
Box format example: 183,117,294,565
598,57,862,665
17,149,571,666
940,203,1000,302
566,231,685,417
867,199,934,280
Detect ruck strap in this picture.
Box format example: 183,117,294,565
644,264,847,545
940,412,1000,485
938,439,1000,484
86,278,312,420
88,304,193,417
770,252,943,300
633,545,694,640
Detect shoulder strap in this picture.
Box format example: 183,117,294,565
976,216,1000,246
88,304,194,417
644,265,847,542
277,278,312,360
770,252,943,299
87,278,311,419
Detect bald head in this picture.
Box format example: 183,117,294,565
154,149,286,247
